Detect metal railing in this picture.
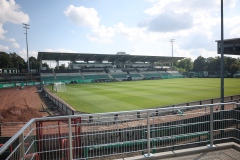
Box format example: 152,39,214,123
0,102,239,160
164,94,240,108
43,87,75,115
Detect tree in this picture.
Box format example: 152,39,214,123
42,62,50,70
193,56,206,72
177,58,193,72
0,52,14,68
230,61,240,75
29,56,40,71
55,64,66,70
9,52,26,69
224,57,238,75
205,57,220,71
178,68,186,73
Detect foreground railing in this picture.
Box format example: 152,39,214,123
0,102,239,160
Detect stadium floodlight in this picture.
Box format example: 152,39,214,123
23,23,30,73
53,82,66,92
220,0,224,109
170,39,175,66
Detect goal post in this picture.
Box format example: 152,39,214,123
53,82,66,92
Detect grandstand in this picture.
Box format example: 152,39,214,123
37,52,185,83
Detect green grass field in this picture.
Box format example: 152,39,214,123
47,78,240,113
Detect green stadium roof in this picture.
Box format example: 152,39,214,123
37,52,185,63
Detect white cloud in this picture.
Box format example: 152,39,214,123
18,49,27,60
115,23,146,41
44,48,77,53
0,0,29,24
0,0,28,53
224,0,238,8
175,47,217,61
87,25,115,43
130,0,239,60
61,0,238,61
7,38,16,42
64,5,116,43
0,23,6,39
10,42,20,48
18,49,38,61
30,50,38,59
145,0,237,15
0,44,9,51
143,0,237,39
139,12,193,32
64,5,100,28
128,46,141,55
225,16,240,38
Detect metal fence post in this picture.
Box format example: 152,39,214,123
144,111,153,157
208,105,215,148
68,117,73,160
19,132,25,160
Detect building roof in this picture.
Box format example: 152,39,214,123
37,52,185,63
216,38,240,55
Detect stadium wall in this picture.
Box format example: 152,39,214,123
42,87,75,115
0,81,41,88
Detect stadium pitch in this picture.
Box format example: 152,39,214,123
47,78,240,113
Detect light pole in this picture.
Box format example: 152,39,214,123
220,0,224,109
23,23,30,73
170,39,175,67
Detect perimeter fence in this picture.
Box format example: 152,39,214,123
42,87,75,115
164,94,240,108
0,102,239,160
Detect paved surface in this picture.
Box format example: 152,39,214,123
161,148,240,160
115,143,240,160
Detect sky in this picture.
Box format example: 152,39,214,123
0,0,240,64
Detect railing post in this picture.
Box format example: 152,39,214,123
19,132,25,160
208,105,215,148
68,117,73,160
144,111,153,157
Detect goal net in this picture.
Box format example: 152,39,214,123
53,82,66,92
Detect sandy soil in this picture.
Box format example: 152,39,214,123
0,86,49,122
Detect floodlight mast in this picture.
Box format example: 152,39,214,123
170,39,175,66
220,0,224,110
23,23,30,73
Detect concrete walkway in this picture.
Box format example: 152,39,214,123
115,142,240,160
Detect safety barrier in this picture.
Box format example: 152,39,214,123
165,94,240,108
0,102,239,159
42,87,75,115
0,81,41,89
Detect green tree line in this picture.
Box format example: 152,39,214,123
175,56,240,76
0,51,49,71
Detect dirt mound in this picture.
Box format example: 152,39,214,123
0,86,49,122
0,105,42,122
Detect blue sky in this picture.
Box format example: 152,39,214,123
0,0,240,63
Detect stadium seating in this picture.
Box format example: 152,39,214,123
40,72,55,83
39,66,184,84
110,73,128,79
129,73,144,80
167,71,184,78
0,73,37,83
